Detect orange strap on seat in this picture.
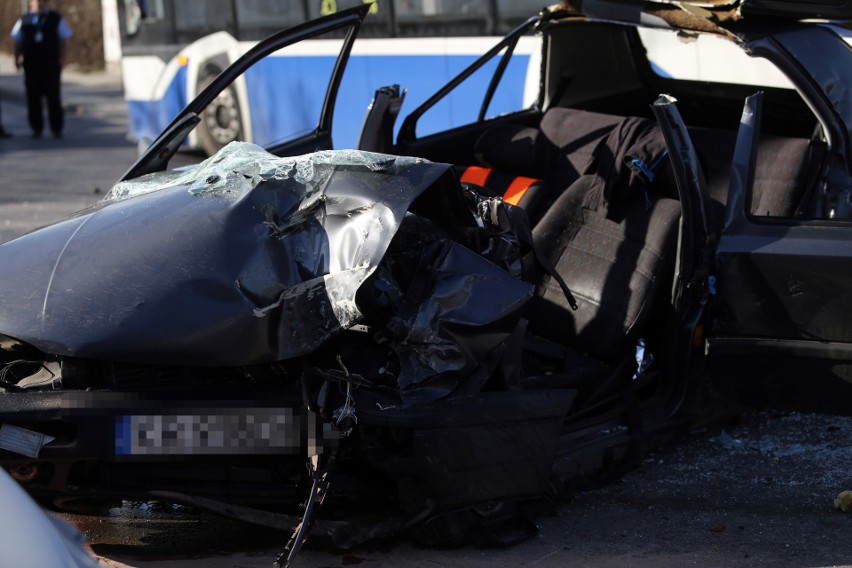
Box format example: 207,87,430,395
502,176,538,206
460,166,491,186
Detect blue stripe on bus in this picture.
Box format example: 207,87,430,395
337,54,531,148
245,53,531,150
127,54,530,151
243,55,335,146
127,65,189,144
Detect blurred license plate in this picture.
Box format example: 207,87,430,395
115,409,304,456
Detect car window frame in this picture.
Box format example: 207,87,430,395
395,15,540,145
121,4,370,182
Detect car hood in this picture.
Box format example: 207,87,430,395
0,143,469,366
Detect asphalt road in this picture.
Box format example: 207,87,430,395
0,57,137,244
1,58,852,568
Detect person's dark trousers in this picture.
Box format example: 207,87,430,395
0,91,10,137
24,66,63,136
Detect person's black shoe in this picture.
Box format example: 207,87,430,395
0,128,11,138
52,131,62,139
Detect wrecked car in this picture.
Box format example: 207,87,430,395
1,1,851,565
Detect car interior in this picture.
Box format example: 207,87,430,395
373,18,827,476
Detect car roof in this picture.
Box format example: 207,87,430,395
546,0,850,37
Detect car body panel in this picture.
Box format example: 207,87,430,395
0,146,473,367
1,1,852,562
703,22,852,402
711,89,852,412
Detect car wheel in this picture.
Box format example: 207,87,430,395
197,74,243,156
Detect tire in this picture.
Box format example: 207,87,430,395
197,74,243,156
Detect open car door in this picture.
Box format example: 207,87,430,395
711,88,852,415
121,4,370,181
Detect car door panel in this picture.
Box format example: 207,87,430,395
711,91,852,412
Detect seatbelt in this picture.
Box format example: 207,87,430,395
502,176,539,206
503,203,579,311
460,166,491,186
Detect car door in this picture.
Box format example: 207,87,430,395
121,4,370,181
393,15,542,165
709,26,852,414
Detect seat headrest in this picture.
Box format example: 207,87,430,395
473,124,543,179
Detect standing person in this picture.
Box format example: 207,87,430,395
10,0,73,139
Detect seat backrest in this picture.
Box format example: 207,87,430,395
465,108,625,225
526,117,681,360
538,107,624,184
751,135,825,218
686,128,824,228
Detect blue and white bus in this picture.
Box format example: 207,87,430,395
114,0,546,154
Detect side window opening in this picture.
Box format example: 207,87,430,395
403,31,541,139
637,27,824,221
638,28,794,90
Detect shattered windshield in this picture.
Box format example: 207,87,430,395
109,142,425,200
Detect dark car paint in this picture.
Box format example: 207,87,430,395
708,28,852,409
1,1,852,562
394,5,852,410
741,0,852,18
0,148,472,367
650,95,715,398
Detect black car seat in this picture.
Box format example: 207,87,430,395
525,116,682,374
457,123,556,226
685,128,826,231
458,108,626,227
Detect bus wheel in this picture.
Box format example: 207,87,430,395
198,75,243,156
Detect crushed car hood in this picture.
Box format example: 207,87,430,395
0,143,471,366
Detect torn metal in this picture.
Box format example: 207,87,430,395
0,143,479,367
0,140,555,554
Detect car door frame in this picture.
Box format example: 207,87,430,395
709,26,852,413
393,15,542,164
121,4,371,182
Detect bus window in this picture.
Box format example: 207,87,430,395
307,1,390,37
394,0,490,36
123,0,165,37
173,1,236,43
124,0,141,36
495,0,549,33
236,1,310,41
308,0,379,16
138,0,165,20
